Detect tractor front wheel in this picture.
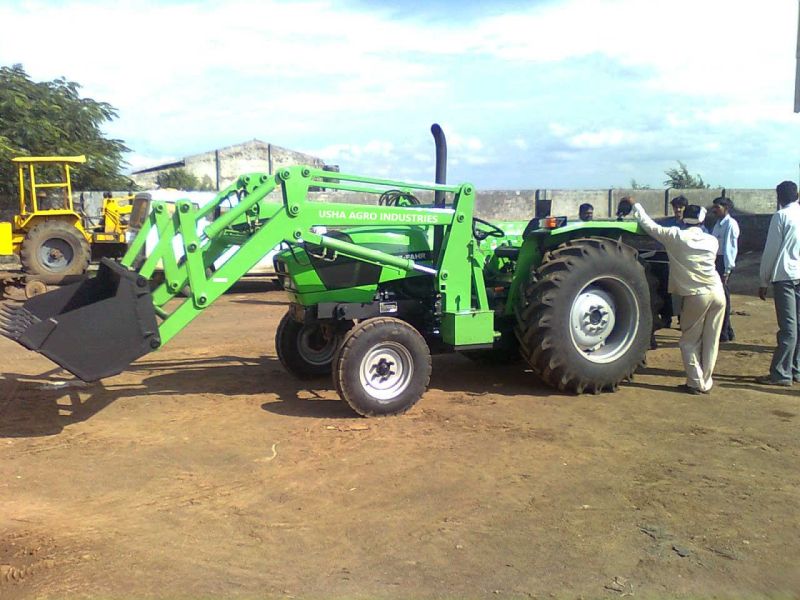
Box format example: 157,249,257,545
276,312,342,379
515,237,652,394
333,317,431,417
20,222,90,284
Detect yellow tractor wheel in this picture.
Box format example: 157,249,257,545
19,222,90,284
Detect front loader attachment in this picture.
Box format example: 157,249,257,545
0,160,474,384
0,258,160,382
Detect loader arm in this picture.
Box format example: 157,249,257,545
1,165,488,381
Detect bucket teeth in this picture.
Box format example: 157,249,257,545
0,303,41,342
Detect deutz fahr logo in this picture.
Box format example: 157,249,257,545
397,251,432,261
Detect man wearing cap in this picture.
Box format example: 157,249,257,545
628,199,725,394
756,181,800,387
711,197,740,342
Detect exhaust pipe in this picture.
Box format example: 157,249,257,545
0,259,160,382
431,124,447,262
431,123,447,207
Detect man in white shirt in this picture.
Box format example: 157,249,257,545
757,181,800,387
711,197,740,342
631,200,725,394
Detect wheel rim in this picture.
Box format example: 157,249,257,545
296,325,338,366
38,238,74,271
358,341,414,402
569,276,639,364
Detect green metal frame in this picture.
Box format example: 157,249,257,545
121,165,494,347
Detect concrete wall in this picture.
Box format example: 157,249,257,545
543,190,609,218
726,189,778,215
39,185,782,253
5,180,779,222
301,187,783,251
612,189,664,217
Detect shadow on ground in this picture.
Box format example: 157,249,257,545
0,352,556,436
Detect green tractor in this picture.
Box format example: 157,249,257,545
1,125,660,417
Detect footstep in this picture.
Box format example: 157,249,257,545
672,545,691,557
604,576,631,594
707,546,740,560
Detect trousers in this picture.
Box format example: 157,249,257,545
715,256,734,341
769,280,800,383
679,287,726,392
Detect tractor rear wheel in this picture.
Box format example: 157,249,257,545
514,237,652,394
20,221,90,284
276,312,341,379
333,317,431,417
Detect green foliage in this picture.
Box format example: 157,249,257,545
0,64,133,209
155,168,215,191
630,179,651,190
199,174,216,191
663,161,709,189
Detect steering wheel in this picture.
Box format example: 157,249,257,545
379,190,420,207
472,217,505,241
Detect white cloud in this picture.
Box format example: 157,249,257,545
566,128,639,149
316,140,395,162
448,133,484,152
125,152,180,172
466,1,795,98
1,0,799,188
511,138,529,151
550,126,641,149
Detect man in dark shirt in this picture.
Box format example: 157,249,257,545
661,195,688,228
579,203,594,221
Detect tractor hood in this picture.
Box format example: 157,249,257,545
275,225,432,304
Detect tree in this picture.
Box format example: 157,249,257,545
663,161,709,189
155,168,215,191
0,64,132,207
630,179,651,190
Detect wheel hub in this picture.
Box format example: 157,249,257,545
38,238,74,271
359,342,414,402
373,357,395,380
572,289,616,351
297,325,338,366
568,277,640,364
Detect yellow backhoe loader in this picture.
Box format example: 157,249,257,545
0,156,132,292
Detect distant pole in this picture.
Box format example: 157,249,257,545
795,0,800,111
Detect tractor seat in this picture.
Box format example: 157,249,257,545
494,245,520,260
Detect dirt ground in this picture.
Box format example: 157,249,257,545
1,255,799,599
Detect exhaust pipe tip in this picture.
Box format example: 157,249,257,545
431,123,447,207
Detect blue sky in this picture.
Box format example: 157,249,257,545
1,0,799,189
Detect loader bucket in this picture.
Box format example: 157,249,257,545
0,258,160,382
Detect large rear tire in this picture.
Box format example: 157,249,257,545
333,317,431,417
20,221,90,284
276,312,341,379
514,237,652,394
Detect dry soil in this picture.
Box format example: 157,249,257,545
0,256,798,599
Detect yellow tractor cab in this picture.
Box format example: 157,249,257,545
0,156,132,284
